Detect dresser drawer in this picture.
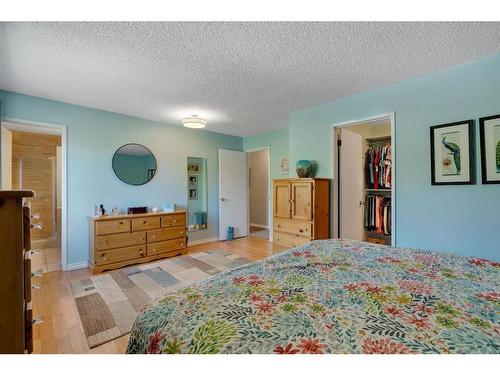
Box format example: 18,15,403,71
147,227,186,243
273,231,311,248
96,219,131,235
95,245,146,265
161,213,186,228
274,218,312,237
132,216,161,231
147,238,186,256
96,231,146,251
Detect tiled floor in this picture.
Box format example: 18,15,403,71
31,245,61,273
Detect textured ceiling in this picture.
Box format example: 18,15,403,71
1,22,500,137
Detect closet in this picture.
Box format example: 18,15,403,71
336,119,393,245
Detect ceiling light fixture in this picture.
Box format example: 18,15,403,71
182,115,207,129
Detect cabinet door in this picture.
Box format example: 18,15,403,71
273,181,291,219
291,181,313,221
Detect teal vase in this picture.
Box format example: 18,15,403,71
296,160,313,178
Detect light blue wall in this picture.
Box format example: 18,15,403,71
243,127,290,179
0,90,242,266
246,53,500,261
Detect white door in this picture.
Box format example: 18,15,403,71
339,128,364,240
219,149,248,240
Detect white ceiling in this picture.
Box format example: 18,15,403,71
1,22,500,137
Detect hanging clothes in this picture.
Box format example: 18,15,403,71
364,194,391,236
364,143,392,190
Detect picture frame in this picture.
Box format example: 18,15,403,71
479,114,500,184
187,163,200,173
189,188,198,200
430,120,475,185
188,175,198,187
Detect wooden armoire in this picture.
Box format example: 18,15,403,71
272,178,330,248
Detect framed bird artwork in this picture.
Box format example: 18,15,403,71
430,120,475,185
479,114,500,184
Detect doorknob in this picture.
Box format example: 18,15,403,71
220,197,227,201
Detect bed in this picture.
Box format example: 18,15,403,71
126,239,499,354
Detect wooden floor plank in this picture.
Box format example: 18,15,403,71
32,236,286,353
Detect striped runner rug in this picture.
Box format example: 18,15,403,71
70,249,251,348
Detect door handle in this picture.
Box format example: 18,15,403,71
220,197,227,201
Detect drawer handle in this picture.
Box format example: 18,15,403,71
172,219,177,223
28,250,40,257
31,213,40,219
31,269,43,278
31,223,43,230
143,220,147,224
105,240,110,246
299,229,304,233
32,284,42,290
119,221,124,224
100,253,106,257
33,317,44,325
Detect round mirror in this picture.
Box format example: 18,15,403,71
112,143,157,185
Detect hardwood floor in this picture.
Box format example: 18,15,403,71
32,236,285,354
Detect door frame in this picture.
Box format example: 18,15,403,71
1,117,69,270
331,112,396,246
246,147,272,241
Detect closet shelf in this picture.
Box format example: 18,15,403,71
365,188,391,192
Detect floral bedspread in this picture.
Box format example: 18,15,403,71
126,239,500,354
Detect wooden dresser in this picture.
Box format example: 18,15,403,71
272,178,330,248
89,211,188,274
0,190,36,353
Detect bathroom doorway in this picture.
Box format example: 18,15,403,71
1,121,65,272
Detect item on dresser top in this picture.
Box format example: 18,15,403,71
163,203,176,213
111,207,120,215
151,206,159,212
295,159,313,178
89,210,188,274
94,205,99,216
99,204,106,216
127,206,148,214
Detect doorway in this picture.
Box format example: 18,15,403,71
1,120,67,271
333,114,396,246
247,148,271,240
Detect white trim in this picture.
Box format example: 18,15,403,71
249,223,269,229
245,147,272,241
187,236,220,247
2,117,70,270
331,112,397,247
65,261,89,271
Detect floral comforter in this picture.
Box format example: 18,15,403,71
126,239,500,354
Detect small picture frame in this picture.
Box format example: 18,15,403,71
188,175,198,187
430,120,475,185
479,114,500,184
189,188,198,200
188,163,200,173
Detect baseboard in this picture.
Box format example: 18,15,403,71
64,261,89,271
249,223,269,229
187,236,220,246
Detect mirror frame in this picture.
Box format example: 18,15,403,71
112,143,157,186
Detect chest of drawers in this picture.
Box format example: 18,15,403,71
89,211,187,274
0,190,36,353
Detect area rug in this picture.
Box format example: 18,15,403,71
70,249,252,348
